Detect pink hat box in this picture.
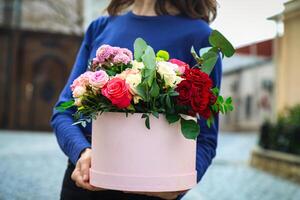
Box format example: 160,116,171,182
90,112,197,192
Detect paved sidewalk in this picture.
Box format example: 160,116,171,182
0,131,299,200
183,132,300,200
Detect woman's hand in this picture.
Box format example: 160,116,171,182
71,148,104,191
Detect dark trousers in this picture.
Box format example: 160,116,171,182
60,162,165,200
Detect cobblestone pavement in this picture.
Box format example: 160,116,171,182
0,131,299,200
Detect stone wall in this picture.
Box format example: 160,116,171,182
251,147,300,183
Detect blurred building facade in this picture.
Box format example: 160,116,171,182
0,0,84,34
0,0,86,131
220,40,275,131
273,0,300,113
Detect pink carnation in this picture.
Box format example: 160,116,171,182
113,53,131,65
96,45,114,63
94,44,133,66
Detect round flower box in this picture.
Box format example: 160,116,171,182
90,112,197,192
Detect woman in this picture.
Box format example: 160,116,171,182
51,0,221,199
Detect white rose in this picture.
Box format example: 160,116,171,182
157,61,183,87
131,60,145,70
126,73,142,94
72,86,86,98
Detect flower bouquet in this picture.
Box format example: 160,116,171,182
58,30,235,191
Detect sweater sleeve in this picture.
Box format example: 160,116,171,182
50,19,103,165
189,26,222,182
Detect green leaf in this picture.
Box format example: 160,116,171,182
56,100,75,112
134,38,148,61
165,95,172,109
166,113,180,124
206,115,215,128
211,87,220,96
206,119,211,128
228,104,234,111
209,30,235,58
127,104,135,111
142,46,156,70
145,117,150,129
218,96,224,104
150,80,160,98
152,111,159,119
201,51,218,75
141,114,151,129
219,105,225,114
142,113,148,119
225,97,232,104
145,69,156,87
136,83,147,100
208,47,219,54
180,118,200,140
156,50,170,61
191,46,203,64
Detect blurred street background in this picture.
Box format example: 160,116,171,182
1,0,300,200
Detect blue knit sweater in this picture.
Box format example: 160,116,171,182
51,11,222,182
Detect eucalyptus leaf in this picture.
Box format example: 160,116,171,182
134,38,148,61
142,46,156,70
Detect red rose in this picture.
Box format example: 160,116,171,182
169,59,189,74
185,68,214,119
101,78,132,109
190,86,212,119
186,69,213,88
175,80,192,105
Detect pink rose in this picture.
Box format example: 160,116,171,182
71,71,93,91
72,86,86,98
89,70,109,89
169,59,189,75
101,78,132,109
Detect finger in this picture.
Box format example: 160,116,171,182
71,168,79,182
80,161,90,182
75,175,98,191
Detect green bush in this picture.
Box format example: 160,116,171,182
259,105,300,155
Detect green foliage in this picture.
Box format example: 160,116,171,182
190,46,203,65
180,118,200,140
201,51,219,74
56,100,75,112
209,30,235,58
134,38,147,61
166,113,181,124
259,105,300,155
142,113,150,129
211,96,234,114
191,30,235,76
